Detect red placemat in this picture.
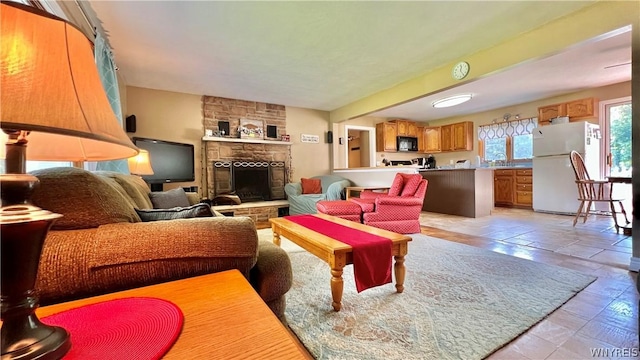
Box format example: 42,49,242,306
285,214,392,292
41,297,183,360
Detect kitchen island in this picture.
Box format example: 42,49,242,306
419,168,494,218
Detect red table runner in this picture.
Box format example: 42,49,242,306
285,215,392,292
42,297,183,359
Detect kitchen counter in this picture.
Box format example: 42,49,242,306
333,167,419,187
419,168,494,218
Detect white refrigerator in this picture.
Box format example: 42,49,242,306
532,122,600,214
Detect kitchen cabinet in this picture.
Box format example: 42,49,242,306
537,97,598,126
494,168,533,208
566,97,597,119
393,119,418,137
417,126,425,152
452,121,473,151
440,124,453,152
494,169,514,205
538,103,565,125
514,169,533,207
440,121,473,152
424,127,441,153
376,122,397,152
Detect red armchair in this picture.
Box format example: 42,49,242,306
349,173,428,234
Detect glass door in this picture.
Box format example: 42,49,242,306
600,97,632,211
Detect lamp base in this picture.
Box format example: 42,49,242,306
1,174,70,360
1,319,70,360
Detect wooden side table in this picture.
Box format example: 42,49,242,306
36,270,311,360
345,186,389,200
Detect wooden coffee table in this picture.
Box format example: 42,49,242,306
269,214,411,311
36,270,311,359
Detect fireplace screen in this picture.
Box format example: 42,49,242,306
213,160,286,203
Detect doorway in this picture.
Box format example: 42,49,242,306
600,96,632,210
344,125,376,168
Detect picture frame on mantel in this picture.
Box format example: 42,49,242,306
239,119,264,139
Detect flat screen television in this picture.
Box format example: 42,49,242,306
132,137,195,184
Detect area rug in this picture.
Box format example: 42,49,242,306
278,232,596,360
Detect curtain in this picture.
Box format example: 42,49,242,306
94,33,130,173
478,117,538,140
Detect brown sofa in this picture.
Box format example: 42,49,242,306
31,167,292,321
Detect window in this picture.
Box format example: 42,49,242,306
478,117,537,163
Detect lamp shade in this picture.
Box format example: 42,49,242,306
127,149,154,175
0,2,138,161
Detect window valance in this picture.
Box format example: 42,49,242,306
478,118,538,140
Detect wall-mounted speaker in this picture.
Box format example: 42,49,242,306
218,121,230,136
266,125,277,139
327,131,333,144
125,115,136,133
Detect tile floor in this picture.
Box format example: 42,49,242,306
419,208,638,359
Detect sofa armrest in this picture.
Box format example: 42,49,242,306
37,216,259,305
326,179,351,200
284,182,302,197
376,196,424,207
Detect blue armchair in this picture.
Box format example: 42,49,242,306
284,175,352,215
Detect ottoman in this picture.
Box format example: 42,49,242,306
316,200,362,222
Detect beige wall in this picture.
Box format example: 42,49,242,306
125,86,203,192
286,107,331,180
336,81,631,168
124,88,331,192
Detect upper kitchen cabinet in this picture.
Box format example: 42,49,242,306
440,124,453,152
566,97,598,119
376,121,397,152
538,103,566,125
391,119,418,137
441,121,473,152
417,126,425,152
537,97,598,125
452,122,474,151
423,127,441,153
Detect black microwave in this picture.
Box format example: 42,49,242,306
397,136,418,152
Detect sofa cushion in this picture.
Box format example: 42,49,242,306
149,188,191,209
136,203,214,222
301,178,322,194
31,167,141,229
95,171,153,209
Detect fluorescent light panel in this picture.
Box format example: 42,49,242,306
432,94,473,108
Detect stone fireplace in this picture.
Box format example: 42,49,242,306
202,96,291,202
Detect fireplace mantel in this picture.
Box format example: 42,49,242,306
202,136,292,146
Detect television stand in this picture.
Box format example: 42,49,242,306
150,183,163,192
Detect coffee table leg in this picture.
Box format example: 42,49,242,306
394,255,405,293
330,267,344,311
272,229,281,247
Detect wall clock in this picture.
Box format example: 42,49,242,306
452,61,470,80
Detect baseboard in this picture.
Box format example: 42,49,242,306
629,257,640,272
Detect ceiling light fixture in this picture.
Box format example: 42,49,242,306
432,94,473,108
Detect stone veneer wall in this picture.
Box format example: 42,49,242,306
202,96,291,201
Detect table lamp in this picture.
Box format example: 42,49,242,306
0,2,138,359
127,149,154,176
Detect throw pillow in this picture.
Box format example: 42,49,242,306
149,188,191,209
135,203,214,222
301,178,322,194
